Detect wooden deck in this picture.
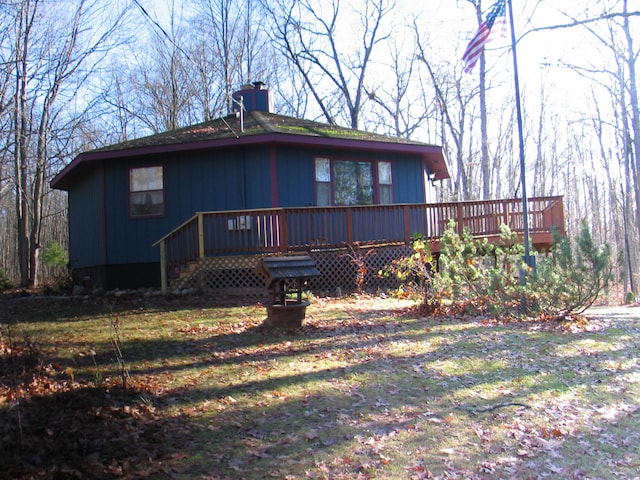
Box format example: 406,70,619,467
154,196,564,291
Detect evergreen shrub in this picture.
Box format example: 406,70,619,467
384,220,611,321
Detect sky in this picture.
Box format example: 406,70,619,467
135,0,631,175
138,0,612,108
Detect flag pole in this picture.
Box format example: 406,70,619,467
507,0,535,275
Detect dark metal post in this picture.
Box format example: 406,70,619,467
507,0,536,275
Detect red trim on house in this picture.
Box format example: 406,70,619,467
270,145,278,207
100,162,107,264
421,158,428,204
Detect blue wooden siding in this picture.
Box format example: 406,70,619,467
392,156,425,203
165,149,272,213
101,148,273,265
68,167,105,269
103,161,166,265
243,149,273,208
276,147,316,207
68,144,427,269
275,147,426,207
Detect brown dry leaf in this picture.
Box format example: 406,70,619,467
281,434,298,444
541,427,564,439
304,430,319,441
268,390,288,399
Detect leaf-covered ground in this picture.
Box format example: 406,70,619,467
1,293,639,479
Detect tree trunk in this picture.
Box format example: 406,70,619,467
621,1,640,256
14,0,37,287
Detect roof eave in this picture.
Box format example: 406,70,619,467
51,132,450,190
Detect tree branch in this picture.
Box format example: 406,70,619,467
521,10,640,41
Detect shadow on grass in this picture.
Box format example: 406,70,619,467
100,314,635,476
0,385,193,480
136,307,639,477
4,295,640,477
1,293,260,324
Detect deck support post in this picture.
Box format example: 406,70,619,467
198,213,205,259
159,240,167,294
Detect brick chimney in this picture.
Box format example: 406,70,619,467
232,81,272,113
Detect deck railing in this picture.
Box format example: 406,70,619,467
154,196,564,292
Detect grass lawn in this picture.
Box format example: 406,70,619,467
1,293,639,479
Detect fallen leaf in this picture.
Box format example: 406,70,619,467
304,430,319,441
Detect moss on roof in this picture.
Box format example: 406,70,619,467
92,110,430,153
52,109,450,190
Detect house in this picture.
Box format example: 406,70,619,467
51,83,564,292
51,83,448,289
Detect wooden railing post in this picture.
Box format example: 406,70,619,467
544,197,564,235
197,213,205,259
503,200,510,229
159,239,168,294
280,210,289,252
403,205,411,241
456,203,464,236
346,207,353,244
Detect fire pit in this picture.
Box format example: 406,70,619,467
256,255,321,328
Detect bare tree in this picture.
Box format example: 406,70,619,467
521,0,640,298
589,80,636,296
415,30,478,201
127,1,198,132
0,6,16,234
117,0,275,131
619,0,640,255
190,0,244,116
5,0,127,287
270,56,313,118
415,1,512,201
575,0,639,297
261,0,395,129
191,0,273,118
364,36,437,139
464,0,493,200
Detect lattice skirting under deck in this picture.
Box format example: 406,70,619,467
170,243,413,295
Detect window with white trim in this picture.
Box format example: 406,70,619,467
378,161,393,204
314,158,392,206
315,158,331,206
129,166,164,217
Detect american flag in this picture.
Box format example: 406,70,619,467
462,0,507,74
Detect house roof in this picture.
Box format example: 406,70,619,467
51,111,450,190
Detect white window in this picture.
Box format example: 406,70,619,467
315,158,392,206
315,158,331,206
378,161,393,204
129,166,164,217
